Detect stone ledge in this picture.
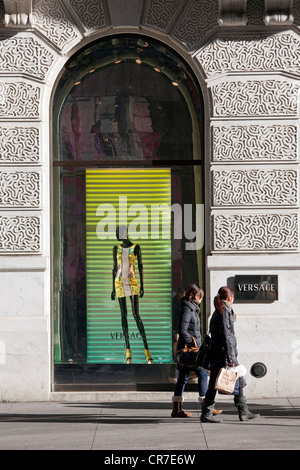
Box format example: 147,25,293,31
49,391,199,402
0,255,47,271
207,254,300,270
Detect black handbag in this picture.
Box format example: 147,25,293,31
197,334,221,371
176,337,199,368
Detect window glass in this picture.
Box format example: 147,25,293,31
53,36,203,389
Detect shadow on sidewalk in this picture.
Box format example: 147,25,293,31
0,401,298,425
64,400,300,417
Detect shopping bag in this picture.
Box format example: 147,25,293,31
214,367,239,394
219,377,240,396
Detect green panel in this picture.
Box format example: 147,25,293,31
86,168,172,364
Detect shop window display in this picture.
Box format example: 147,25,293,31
53,35,204,390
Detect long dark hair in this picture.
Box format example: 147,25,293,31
214,286,234,314
183,284,204,302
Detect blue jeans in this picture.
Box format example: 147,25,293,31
174,367,208,397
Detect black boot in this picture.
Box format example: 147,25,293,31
234,396,260,421
200,400,222,423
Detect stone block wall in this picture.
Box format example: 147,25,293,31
0,0,299,399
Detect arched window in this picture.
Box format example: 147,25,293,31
53,35,204,390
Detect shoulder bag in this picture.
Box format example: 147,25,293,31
176,337,199,368
197,334,222,371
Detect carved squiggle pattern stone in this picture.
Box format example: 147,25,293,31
144,0,182,31
0,35,54,80
213,169,298,206
211,81,299,116
172,0,218,49
292,0,300,25
214,214,299,250
0,172,40,208
0,127,40,164
197,33,300,78
0,1,5,26
213,125,297,161
0,216,40,252
246,0,264,25
70,0,107,30
0,82,40,118
33,0,79,51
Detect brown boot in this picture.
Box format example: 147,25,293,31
171,397,192,417
199,397,222,416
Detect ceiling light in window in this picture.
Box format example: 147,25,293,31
137,39,148,47
114,56,122,64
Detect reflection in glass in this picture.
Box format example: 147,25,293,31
59,66,193,162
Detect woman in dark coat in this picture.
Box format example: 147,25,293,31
200,286,259,423
171,284,222,418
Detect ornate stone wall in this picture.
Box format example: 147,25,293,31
197,29,300,253
0,28,53,256
1,0,299,256
0,0,299,399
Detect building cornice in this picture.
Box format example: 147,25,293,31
219,0,294,26
219,0,248,25
3,0,32,27
2,0,295,30
264,0,294,25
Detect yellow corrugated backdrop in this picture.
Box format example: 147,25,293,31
86,168,172,363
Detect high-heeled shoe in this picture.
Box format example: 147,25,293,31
144,349,153,364
125,349,132,364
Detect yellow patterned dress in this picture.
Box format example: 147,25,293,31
115,244,139,298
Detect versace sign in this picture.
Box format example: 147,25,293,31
235,275,278,302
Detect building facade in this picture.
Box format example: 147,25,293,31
0,0,300,401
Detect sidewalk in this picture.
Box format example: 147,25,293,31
0,396,299,451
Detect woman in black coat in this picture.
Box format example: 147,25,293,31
200,286,259,423
171,284,221,417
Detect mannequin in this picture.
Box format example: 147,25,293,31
111,226,153,364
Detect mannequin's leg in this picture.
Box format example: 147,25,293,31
130,295,148,348
130,295,153,363
118,297,132,363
